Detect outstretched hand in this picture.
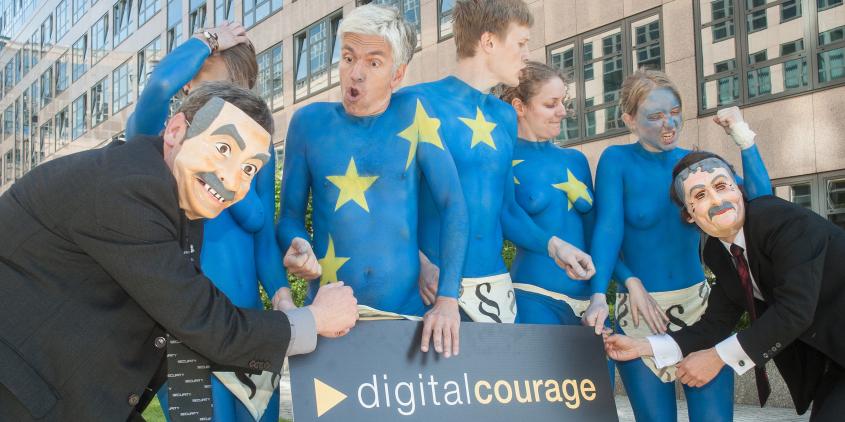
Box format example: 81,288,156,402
603,334,652,362
284,237,322,280
582,293,610,335
421,297,460,358
548,236,595,280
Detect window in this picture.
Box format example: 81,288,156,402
56,0,69,39
138,0,160,26
167,0,183,52
39,120,53,163
773,170,845,231
22,44,30,78
780,0,801,22
3,106,11,138
41,68,53,108
41,15,54,55
695,0,845,113
72,34,88,81
91,78,109,127
215,0,232,25
113,61,131,112
31,31,40,67
22,91,30,174
243,0,281,28
113,0,134,47
547,10,663,144
73,0,87,23
72,94,87,139
438,0,456,40
359,0,421,45
56,107,70,148
91,13,109,65
30,79,40,113
137,37,161,94
256,42,283,110
56,51,70,93
3,151,11,184
294,11,342,102
4,60,13,94
189,0,206,34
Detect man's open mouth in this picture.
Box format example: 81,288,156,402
346,87,362,101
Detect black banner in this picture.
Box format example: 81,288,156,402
290,321,617,421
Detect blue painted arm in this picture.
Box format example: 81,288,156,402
277,111,312,252
612,257,635,285
125,37,210,140
501,162,551,254
738,144,771,199
416,128,469,299
254,148,288,292
230,177,265,233
589,148,626,295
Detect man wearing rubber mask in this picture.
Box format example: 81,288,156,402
0,82,358,421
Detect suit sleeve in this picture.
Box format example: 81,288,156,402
735,208,827,366
669,270,745,355
70,174,291,373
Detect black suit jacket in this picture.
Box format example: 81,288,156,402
0,136,291,421
670,195,845,413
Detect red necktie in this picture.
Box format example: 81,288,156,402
730,243,771,406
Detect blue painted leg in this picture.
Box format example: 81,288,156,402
683,365,734,422
617,357,678,422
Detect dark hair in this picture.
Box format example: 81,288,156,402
177,81,274,135
218,42,259,89
498,61,566,105
670,150,745,222
453,0,533,59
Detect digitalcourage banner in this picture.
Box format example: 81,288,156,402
289,320,617,421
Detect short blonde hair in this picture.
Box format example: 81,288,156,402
620,69,682,118
453,0,533,59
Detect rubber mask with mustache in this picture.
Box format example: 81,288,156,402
170,97,271,219
678,164,745,239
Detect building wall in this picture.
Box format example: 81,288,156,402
1,0,843,222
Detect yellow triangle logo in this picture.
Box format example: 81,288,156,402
314,378,347,417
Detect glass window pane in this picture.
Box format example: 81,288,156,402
631,14,661,70
549,43,579,142
583,27,623,108
774,183,812,208
440,0,455,38
818,48,845,82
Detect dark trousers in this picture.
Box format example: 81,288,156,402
811,361,845,422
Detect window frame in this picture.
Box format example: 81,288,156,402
357,0,422,47
293,9,343,103
256,41,284,111
56,0,70,40
72,93,88,140
693,0,845,116
772,169,845,227
112,60,132,113
72,34,89,82
545,8,665,146
437,0,456,42
215,0,233,25
91,13,110,66
113,0,135,48
242,0,282,28
189,0,206,35
138,0,161,26
137,36,161,95
90,77,109,128
56,51,70,94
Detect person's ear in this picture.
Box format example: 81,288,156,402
621,112,636,131
511,98,527,118
390,63,408,90
479,31,496,54
163,112,188,149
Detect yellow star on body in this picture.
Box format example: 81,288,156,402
458,107,498,150
318,236,350,286
512,160,524,184
397,99,444,170
327,158,379,212
552,169,593,211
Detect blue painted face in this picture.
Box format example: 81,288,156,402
633,87,682,152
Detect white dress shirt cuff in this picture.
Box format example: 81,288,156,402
715,334,755,375
646,334,683,368
284,307,318,357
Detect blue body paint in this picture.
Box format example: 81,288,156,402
126,38,285,422
276,92,468,313
590,88,771,420
402,77,550,281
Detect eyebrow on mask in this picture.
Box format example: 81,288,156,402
251,153,270,164
211,124,247,150
688,184,705,196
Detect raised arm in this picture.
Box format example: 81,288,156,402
126,37,211,139
713,106,771,199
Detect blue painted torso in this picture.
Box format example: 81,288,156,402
509,139,593,298
278,92,468,316
403,76,548,278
